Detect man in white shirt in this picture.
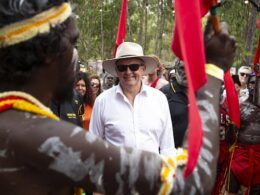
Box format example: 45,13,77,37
90,42,175,156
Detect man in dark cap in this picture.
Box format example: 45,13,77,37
0,0,236,194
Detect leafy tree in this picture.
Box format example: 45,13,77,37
72,0,260,70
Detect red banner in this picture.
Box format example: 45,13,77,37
113,0,128,57
172,0,221,177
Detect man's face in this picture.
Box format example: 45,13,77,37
148,66,158,76
104,75,115,88
53,18,80,101
175,60,187,87
115,58,145,88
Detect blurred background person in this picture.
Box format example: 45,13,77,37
143,55,168,89
51,49,84,127
238,66,252,102
232,74,242,94
102,72,116,90
160,58,188,148
162,63,175,82
90,75,102,101
248,73,256,102
74,72,94,130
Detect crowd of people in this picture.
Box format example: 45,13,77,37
0,0,259,195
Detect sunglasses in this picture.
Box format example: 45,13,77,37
116,64,142,72
91,83,99,88
240,73,250,77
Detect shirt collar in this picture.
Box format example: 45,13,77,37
115,82,149,97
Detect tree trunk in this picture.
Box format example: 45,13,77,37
244,2,259,65
154,0,161,55
138,0,145,45
100,1,104,59
127,5,133,42
158,0,165,57
144,0,148,51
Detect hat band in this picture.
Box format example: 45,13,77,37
0,3,72,48
117,54,141,58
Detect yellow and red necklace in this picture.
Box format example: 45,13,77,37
0,91,58,120
0,92,88,194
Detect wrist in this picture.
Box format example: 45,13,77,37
205,63,224,81
159,148,188,195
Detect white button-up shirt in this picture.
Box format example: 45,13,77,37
89,84,176,156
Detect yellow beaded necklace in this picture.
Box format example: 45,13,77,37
0,91,58,120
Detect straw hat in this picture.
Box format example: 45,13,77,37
102,42,158,76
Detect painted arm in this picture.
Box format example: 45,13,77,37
172,21,236,194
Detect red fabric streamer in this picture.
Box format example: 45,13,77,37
113,0,128,57
224,71,240,128
257,17,260,30
253,36,260,66
253,18,260,76
150,78,160,88
172,0,209,178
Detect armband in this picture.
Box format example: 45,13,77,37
205,63,224,81
158,148,188,195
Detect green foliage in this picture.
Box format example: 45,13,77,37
72,0,260,69
218,0,259,68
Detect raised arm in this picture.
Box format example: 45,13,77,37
173,21,236,194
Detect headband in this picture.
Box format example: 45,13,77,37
0,2,72,48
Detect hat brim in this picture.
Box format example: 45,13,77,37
102,56,158,77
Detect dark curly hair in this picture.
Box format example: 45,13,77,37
0,0,72,89
75,72,94,107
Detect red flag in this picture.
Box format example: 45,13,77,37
172,0,218,177
253,35,260,66
172,0,206,178
113,0,128,57
224,72,240,128
253,18,260,76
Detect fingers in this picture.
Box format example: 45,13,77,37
220,22,229,35
204,19,215,41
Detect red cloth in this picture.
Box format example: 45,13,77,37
0,96,25,111
253,18,260,76
212,101,231,195
253,36,260,66
172,0,216,177
257,17,260,30
150,78,160,88
113,0,127,57
218,104,230,164
231,144,260,187
224,71,240,128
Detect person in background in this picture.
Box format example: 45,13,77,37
90,75,102,101
212,74,241,195
248,73,256,102
102,72,116,90
162,63,175,81
143,55,168,89
232,74,241,94
51,49,84,127
74,72,94,130
238,66,252,102
90,42,176,156
160,58,188,148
